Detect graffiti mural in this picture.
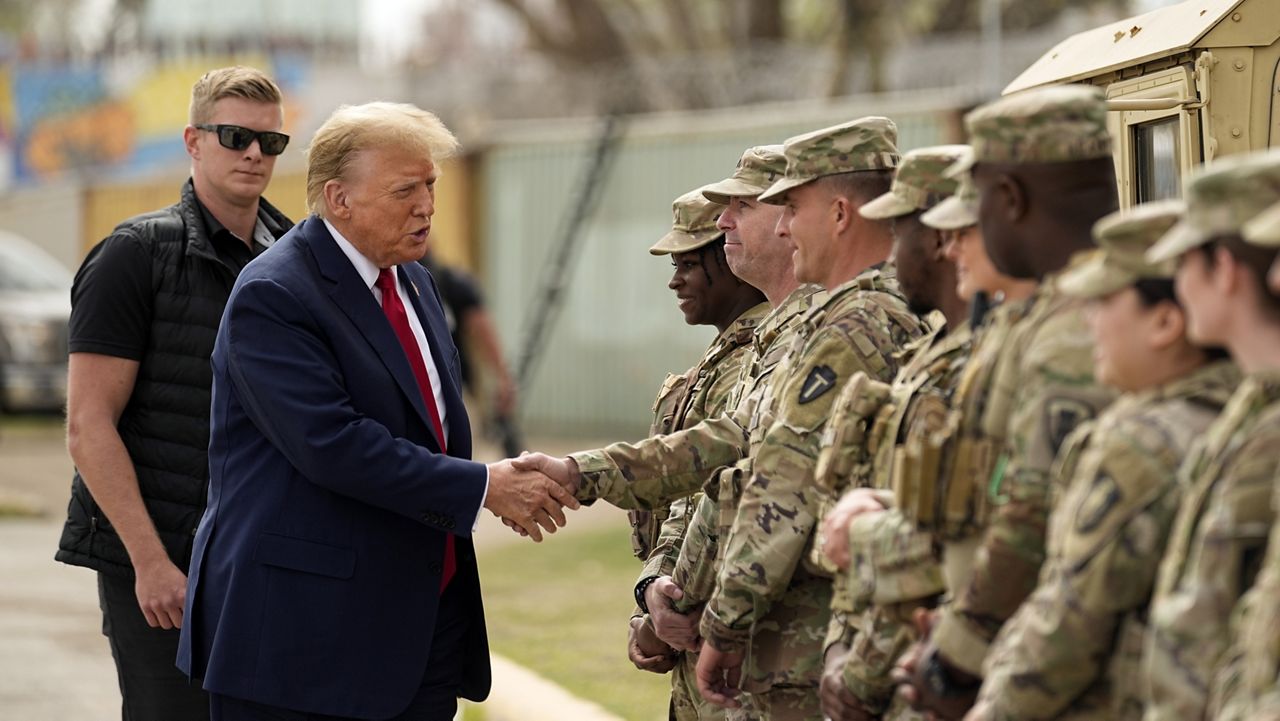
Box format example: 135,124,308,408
3,55,305,184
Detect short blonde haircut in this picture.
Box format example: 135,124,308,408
189,66,283,125
305,102,461,218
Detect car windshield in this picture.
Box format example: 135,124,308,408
0,236,72,292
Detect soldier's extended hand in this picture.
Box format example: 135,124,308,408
627,616,677,674
646,577,701,651
820,488,888,571
821,644,876,721
696,641,744,708
483,459,579,541
510,452,581,497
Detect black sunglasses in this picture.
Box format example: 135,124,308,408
195,124,290,156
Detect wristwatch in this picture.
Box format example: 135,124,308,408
634,575,660,614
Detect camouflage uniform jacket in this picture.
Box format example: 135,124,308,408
698,265,927,694
630,301,770,568
1212,467,1280,721
1143,369,1280,721
656,285,831,610
825,323,975,712
933,278,1116,676
654,293,823,721
570,285,826,513
977,361,1240,721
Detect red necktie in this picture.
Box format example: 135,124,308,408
376,267,455,592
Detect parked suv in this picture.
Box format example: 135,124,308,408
0,231,71,412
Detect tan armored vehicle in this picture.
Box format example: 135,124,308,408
1006,0,1280,207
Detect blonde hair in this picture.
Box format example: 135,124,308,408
188,66,283,125
305,102,460,217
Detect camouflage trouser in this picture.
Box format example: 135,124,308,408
728,686,821,721
672,650,726,721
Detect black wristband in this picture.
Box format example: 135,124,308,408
922,647,981,698
634,575,661,614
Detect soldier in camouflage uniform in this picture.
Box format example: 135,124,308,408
684,117,928,721
895,85,1119,720
517,119,928,720
928,171,1038,310
967,199,1240,721
627,186,769,694
801,144,969,721
816,159,1040,721
640,146,810,721
1138,149,1280,721
513,142,829,718
1209,202,1280,720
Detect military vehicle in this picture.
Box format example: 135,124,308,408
1006,0,1280,207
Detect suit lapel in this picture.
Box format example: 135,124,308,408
303,219,438,449
400,264,472,457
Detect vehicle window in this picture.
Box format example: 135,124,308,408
1133,116,1181,203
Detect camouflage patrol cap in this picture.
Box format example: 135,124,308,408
649,186,724,256
1059,199,1183,299
757,116,900,204
702,144,787,204
920,168,979,231
860,144,969,220
1147,148,1280,263
950,84,1111,174
1243,200,1280,248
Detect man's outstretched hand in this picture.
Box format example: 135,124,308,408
484,459,580,542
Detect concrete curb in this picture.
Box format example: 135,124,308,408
477,654,627,721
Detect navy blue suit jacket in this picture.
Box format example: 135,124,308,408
178,216,491,718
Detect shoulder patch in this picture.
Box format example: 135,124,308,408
1074,474,1123,535
1046,397,1095,453
798,365,838,404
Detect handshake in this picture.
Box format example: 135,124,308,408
482,453,584,542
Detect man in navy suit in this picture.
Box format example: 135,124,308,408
177,101,578,721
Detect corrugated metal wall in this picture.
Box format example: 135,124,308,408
481,92,966,437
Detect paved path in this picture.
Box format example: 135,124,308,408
0,419,631,721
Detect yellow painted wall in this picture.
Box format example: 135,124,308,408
81,158,476,270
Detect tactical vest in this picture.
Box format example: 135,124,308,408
814,324,969,612
922,300,1027,540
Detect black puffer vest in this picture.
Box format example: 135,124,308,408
55,179,292,578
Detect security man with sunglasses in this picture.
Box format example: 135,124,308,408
56,65,293,721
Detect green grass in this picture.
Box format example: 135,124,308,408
477,525,670,721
